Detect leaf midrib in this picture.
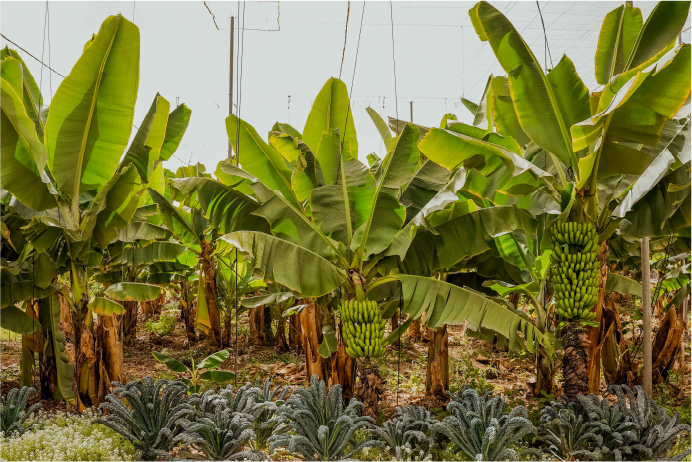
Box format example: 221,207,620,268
73,18,120,214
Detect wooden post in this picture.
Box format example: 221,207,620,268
410,101,413,123
641,237,652,395
228,16,234,161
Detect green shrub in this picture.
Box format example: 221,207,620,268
0,409,135,461
145,315,177,337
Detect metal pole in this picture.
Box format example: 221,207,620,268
410,101,413,123
228,16,234,161
641,236,652,395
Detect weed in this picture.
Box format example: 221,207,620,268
449,352,493,394
145,315,177,338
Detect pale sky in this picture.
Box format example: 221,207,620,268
2,1,689,171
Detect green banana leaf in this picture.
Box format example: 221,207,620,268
612,117,690,218
624,1,690,71
469,1,589,168
199,370,235,383
302,77,358,161
240,292,294,309
1,280,57,309
365,107,395,151
0,305,40,334
86,165,142,248
152,351,188,372
317,326,338,358
148,189,201,248
399,159,453,225
231,168,340,262
472,75,494,131
0,65,55,211
88,297,126,316
104,282,162,302
219,231,347,298
385,167,468,259
352,123,421,261
198,349,230,369
490,76,530,146
395,274,541,353
1,47,44,137
310,141,377,249
605,273,643,297
419,125,554,192
121,93,170,183
594,3,642,85
272,122,302,139
401,205,537,275
117,222,168,242
574,45,691,190
38,294,75,401
45,14,139,201
112,241,187,267
159,103,191,161
169,176,269,235
226,114,300,210
461,97,479,116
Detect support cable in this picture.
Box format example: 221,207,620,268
536,2,554,69
340,1,365,155
389,1,400,134
233,0,246,389
390,0,402,407
339,1,351,80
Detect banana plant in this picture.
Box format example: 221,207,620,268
0,15,191,407
207,77,549,402
149,164,266,347
457,0,691,398
96,212,187,345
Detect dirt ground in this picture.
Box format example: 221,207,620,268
1,300,690,422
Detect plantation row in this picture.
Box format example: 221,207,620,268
2,376,689,461
0,0,690,460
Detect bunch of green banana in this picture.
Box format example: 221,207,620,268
550,222,599,321
340,299,387,358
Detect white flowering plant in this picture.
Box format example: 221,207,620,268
0,409,135,461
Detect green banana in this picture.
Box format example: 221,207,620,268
550,221,600,321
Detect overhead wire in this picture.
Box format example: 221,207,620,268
389,0,402,407
0,34,65,78
30,0,52,390
536,1,554,69
339,1,351,80
389,1,400,135
340,1,364,154
233,0,246,389
339,0,366,396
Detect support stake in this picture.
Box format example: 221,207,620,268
641,236,652,395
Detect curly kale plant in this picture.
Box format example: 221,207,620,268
433,388,536,461
1,386,41,436
174,391,263,460
537,395,637,460
95,377,195,460
610,385,691,461
538,386,689,461
268,374,383,461
248,377,291,450
372,406,437,460
220,381,262,416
